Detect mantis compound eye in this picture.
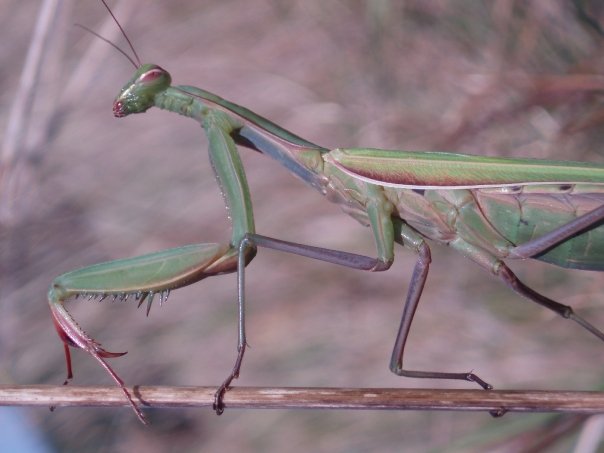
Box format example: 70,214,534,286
137,65,171,87
139,68,164,83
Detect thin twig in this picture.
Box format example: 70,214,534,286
1,386,604,413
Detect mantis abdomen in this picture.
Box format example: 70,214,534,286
387,185,604,270
476,187,604,269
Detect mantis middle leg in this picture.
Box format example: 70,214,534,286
213,184,397,412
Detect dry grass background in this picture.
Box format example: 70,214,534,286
2,0,604,451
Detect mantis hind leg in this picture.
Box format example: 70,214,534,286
449,233,604,353
503,203,604,341
389,203,604,391
390,215,604,393
496,264,604,341
389,223,492,389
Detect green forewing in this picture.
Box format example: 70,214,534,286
329,148,604,188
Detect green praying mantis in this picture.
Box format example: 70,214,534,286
49,1,604,425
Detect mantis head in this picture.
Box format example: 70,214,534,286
113,64,172,117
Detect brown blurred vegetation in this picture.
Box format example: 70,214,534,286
1,0,604,451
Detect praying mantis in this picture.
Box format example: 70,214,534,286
49,1,604,425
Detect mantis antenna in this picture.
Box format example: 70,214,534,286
76,0,142,69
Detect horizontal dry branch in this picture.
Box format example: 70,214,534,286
1,386,604,414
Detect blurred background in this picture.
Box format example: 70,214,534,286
2,0,604,451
